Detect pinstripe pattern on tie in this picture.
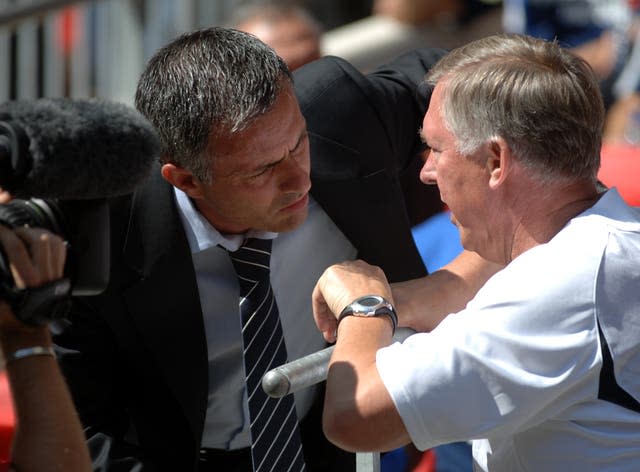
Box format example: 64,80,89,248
230,238,306,472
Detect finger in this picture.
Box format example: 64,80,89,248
15,227,52,283
0,187,12,204
318,311,338,343
40,231,67,280
311,283,330,329
48,236,67,276
14,227,66,284
323,328,337,344
312,278,339,340
0,225,35,288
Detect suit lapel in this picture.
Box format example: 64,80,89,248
121,169,209,443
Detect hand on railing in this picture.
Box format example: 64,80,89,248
262,327,416,398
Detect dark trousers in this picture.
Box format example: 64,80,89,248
198,385,355,471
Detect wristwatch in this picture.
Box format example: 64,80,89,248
337,295,397,334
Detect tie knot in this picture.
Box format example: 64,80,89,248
240,237,272,254
229,238,273,279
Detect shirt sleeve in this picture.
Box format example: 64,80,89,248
376,246,603,451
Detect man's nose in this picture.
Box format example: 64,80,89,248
419,150,437,185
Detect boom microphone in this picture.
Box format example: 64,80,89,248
0,97,160,200
0,98,160,324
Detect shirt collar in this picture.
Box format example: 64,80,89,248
173,187,277,253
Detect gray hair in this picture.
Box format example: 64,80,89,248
425,33,604,183
134,27,292,182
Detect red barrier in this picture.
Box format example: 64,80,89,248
412,449,436,472
0,371,14,472
599,145,640,206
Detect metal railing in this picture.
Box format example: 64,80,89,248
263,327,417,472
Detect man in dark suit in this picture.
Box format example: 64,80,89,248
53,27,491,471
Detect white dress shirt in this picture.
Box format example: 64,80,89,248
377,189,640,471
174,188,357,449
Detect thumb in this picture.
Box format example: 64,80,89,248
312,281,338,343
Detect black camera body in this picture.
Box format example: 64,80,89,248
0,97,159,325
0,197,110,325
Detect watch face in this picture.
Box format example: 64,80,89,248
359,296,382,307
339,295,397,332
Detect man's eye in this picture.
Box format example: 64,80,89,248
249,164,277,180
251,168,269,179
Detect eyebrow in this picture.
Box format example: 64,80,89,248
417,127,429,146
248,128,308,174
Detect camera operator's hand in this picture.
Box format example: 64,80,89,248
0,225,90,472
0,224,66,290
0,187,11,204
0,224,67,345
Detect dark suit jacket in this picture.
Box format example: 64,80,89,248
299,50,444,281
54,49,445,471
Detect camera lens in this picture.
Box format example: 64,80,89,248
0,198,65,235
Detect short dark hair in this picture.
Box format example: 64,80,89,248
135,27,292,181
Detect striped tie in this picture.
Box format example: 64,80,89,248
229,238,306,472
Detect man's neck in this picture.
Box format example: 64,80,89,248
508,179,600,262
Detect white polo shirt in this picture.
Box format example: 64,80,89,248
377,189,640,471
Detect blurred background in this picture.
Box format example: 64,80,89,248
0,0,504,103
1,0,639,152
0,1,638,471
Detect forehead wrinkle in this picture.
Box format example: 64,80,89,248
211,85,305,179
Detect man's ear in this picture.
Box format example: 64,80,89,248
487,137,511,189
161,163,203,198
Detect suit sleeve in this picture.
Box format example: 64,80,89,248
53,195,155,471
54,297,152,471
294,49,447,281
295,48,447,178
365,48,449,226
365,48,447,170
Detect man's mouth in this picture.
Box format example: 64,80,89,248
280,193,309,212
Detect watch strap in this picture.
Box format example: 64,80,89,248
337,296,398,334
